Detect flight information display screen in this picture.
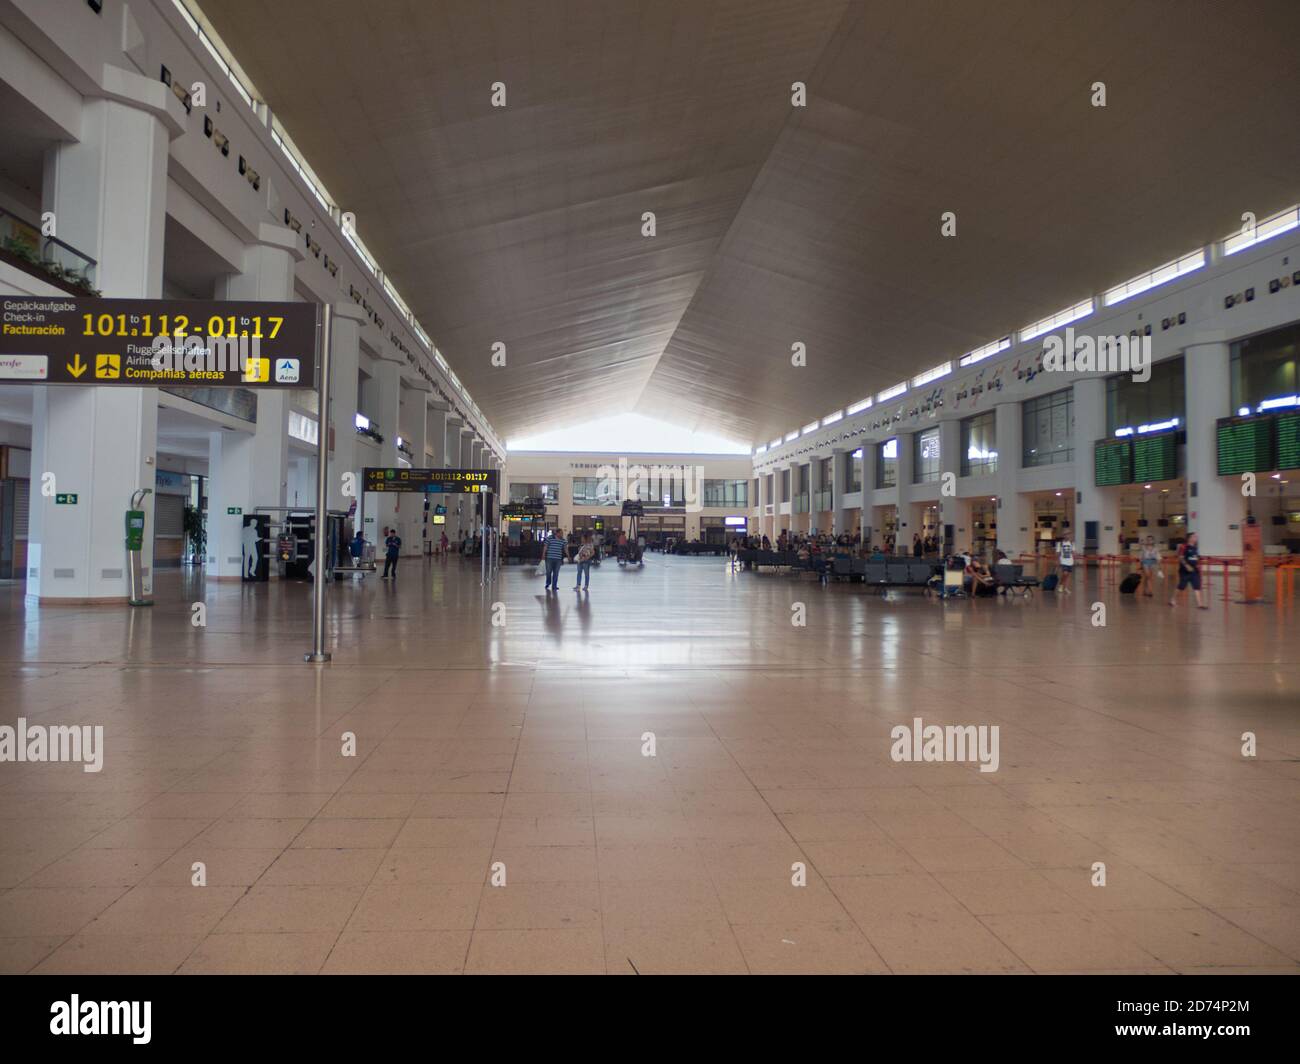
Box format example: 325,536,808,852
364,467,499,494
1277,410,1300,470
1216,415,1275,475
1131,430,1178,483
1094,438,1131,486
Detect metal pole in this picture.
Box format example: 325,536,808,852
306,303,333,662
480,490,488,586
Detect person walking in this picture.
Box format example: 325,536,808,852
1169,531,1207,609
381,526,402,580
574,532,595,591
439,530,449,557
1139,535,1159,597
543,528,565,591
1056,535,1075,594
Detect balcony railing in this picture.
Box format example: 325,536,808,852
0,208,98,294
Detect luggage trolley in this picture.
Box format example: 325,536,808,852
618,500,645,567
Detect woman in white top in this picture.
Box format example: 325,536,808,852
1057,538,1074,594
1138,536,1160,597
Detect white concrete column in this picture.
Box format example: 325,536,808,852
1073,377,1121,555
426,403,449,467
206,231,298,579
893,433,913,552
327,303,367,513
205,428,255,578
994,401,1031,556
28,96,170,602
937,418,962,551
364,358,402,539
1184,337,1242,556
830,449,847,535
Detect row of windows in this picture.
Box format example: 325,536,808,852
768,388,1074,495
514,479,749,507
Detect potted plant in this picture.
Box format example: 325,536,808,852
183,505,207,566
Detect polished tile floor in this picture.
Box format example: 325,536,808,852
0,554,1297,974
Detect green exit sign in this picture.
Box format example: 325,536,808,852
55,493,79,505
227,506,242,515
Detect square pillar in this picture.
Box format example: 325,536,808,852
1185,338,1242,556
1074,378,1121,555
994,401,1031,557
28,97,169,602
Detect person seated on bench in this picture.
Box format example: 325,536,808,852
869,544,885,562
966,555,997,597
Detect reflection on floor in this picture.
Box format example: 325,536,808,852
0,553,1297,973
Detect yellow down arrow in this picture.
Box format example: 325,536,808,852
67,353,87,378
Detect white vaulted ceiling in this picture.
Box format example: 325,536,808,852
201,0,1300,446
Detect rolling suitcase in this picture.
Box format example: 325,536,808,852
1119,572,1142,594
1041,573,1059,592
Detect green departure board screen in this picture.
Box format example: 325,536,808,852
1131,430,1178,483
1216,415,1275,475
1094,438,1131,486
1278,410,1300,470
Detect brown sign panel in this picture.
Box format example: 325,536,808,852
0,297,318,387
364,467,499,494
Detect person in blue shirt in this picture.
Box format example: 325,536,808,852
350,530,366,565
381,527,402,580
1169,531,1207,609
543,528,566,591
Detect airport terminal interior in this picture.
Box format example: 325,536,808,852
0,0,1298,977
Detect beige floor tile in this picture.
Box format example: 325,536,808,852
600,880,728,928
0,936,66,973
466,929,605,974
21,848,176,888
179,932,337,974
800,838,924,877
5,556,1295,974
292,818,404,849
732,922,889,974
605,923,748,975
488,846,599,883
978,912,1164,972
194,818,309,849
260,848,387,886
597,843,711,882
86,885,244,935
372,846,491,885
345,883,481,931
1099,908,1296,970
474,881,601,930
861,913,1030,974
933,869,1085,915
143,849,282,887
321,930,470,973
392,818,500,848
34,933,204,974
1212,909,1300,961
215,885,365,934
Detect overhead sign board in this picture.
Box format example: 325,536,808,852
364,467,499,494
0,297,317,387
501,503,547,517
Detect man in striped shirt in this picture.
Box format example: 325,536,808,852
543,529,566,591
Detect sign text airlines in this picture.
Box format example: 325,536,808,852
0,297,317,387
